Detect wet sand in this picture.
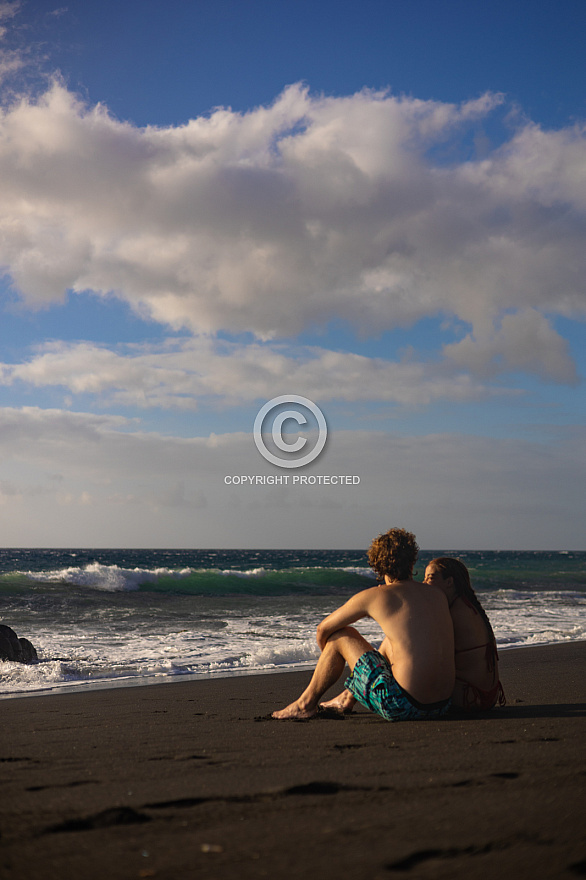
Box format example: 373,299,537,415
0,641,585,879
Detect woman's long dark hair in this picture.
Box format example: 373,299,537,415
429,557,496,644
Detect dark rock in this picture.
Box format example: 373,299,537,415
0,624,22,661
0,624,38,664
18,637,38,663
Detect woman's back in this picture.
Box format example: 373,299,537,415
450,594,503,709
424,557,505,710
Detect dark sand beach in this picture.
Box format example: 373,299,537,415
0,641,584,879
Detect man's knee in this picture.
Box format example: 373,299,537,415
327,626,361,644
326,627,374,668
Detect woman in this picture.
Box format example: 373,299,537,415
423,557,505,710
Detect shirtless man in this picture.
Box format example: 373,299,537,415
272,528,455,722
322,555,505,714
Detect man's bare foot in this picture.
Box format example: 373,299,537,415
319,690,356,714
271,700,317,720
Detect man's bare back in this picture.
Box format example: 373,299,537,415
272,577,454,720
368,579,455,703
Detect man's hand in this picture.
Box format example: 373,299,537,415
316,621,330,652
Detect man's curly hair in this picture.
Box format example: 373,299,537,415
367,528,419,582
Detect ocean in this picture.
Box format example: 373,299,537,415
1,548,584,699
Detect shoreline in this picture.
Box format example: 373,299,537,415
2,637,586,702
1,641,585,879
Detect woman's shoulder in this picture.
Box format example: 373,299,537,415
450,595,491,643
449,593,478,612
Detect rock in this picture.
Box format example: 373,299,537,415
18,637,38,664
0,624,21,661
0,624,39,663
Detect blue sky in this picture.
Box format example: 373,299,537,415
0,0,584,548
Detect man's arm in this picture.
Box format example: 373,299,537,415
316,587,378,651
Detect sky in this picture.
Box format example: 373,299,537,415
0,0,584,549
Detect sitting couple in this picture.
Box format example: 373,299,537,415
273,528,505,722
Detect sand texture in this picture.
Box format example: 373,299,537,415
0,641,585,879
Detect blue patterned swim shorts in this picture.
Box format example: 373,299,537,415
344,650,451,722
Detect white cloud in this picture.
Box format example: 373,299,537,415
443,308,578,383
0,81,584,383
0,337,508,409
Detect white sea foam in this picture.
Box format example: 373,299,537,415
24,562,194,591
482,589,586,648
1,582,584,698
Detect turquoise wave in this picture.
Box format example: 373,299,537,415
143,566,375,596
0,548,584,597
1,564,375,597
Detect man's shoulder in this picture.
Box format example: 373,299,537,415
379,578,419,592
346,582,390,610
353,583,384,601
387,579,447,602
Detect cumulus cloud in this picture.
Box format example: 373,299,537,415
0,80,584,383
443,308,578,383
0,337,508,409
